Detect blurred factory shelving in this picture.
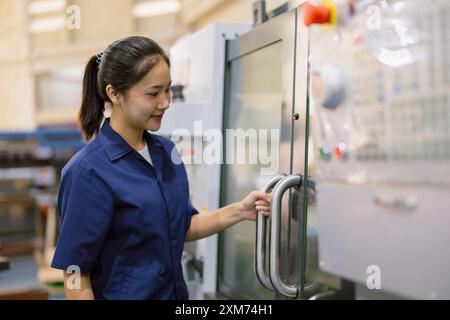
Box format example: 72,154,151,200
0,125,84,299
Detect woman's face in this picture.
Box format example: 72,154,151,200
118,58,171,132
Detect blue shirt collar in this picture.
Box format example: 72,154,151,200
99,118,164,162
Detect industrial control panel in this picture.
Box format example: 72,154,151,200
309,0,450,299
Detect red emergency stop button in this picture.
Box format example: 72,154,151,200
334,142,349,160
303,2,332,26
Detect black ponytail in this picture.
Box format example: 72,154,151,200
79,55,105,140
78,36,170,141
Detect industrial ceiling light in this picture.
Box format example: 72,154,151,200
29,16,66,33
28,0,66,15
132,0,181,18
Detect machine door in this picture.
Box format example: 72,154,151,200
291,7,353,300
218,8,303,299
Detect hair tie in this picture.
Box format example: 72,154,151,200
96,52,104,65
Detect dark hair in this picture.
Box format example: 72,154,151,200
79,36,170,140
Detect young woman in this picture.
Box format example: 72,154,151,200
51,36,271,300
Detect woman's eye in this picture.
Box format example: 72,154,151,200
148,93,158,97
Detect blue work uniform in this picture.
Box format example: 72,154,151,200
51,119,198,300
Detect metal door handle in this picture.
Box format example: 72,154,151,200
269,174,302,298
255,174,286,290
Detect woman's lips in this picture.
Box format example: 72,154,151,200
152,115,163,121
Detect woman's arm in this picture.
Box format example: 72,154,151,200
63,272,95,300
185,191,271,242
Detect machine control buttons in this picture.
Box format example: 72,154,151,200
319,146,332,161
334,142,349,160
312,63,350,110
303,2,332,26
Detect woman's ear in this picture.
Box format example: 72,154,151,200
106,84,122,105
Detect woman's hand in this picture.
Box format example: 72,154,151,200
237,191,272,221
63,272,95,300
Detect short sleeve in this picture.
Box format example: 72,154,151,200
177,151,199,232
185,198,199,236
51,160,114,273
187,198,198,216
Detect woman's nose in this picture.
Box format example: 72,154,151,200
159,100,170,110
158,94,171,110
